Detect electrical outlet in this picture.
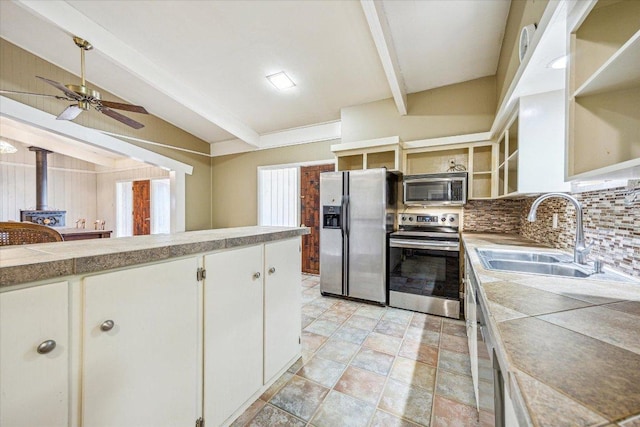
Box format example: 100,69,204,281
552,213,558,229
449,159,456,167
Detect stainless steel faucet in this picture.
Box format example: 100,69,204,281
527,193,591,264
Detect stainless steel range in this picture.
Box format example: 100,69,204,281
388,213,460,318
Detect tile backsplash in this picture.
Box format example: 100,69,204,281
463,184,640,278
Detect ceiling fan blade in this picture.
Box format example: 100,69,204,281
100,100,148,114
0,88,73,101
100,107,145,129
36,76,82,100
57,105,84,121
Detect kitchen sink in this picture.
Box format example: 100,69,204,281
476,248,636,283
476,249,569,264
485,259,590,278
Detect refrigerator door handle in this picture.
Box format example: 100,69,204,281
341,195,349,237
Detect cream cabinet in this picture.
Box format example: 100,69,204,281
204,244,265,427
0,235,302,427
567,0,640,180
264,238,302,383
204,237,302,426
0,281,69,427
497,90,570,197
404,141,496,199
332,136,403,172
82,258,201,427
464,255,479,411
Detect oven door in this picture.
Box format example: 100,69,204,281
388,237,460,318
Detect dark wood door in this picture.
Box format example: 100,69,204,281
133,180,151,235
300,164,335,274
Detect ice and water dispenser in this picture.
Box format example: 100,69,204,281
322,205,342,229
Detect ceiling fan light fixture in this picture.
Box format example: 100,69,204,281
266,71,296,90
0,137,19,154
57,105,84,121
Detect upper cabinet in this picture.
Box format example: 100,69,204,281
498,90,571,197
403,140,496,199
332,136,403,172
567,0,640,180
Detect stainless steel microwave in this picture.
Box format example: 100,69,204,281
403,172,467,206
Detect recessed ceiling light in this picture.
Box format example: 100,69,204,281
266,71,295,90
547,55,567,69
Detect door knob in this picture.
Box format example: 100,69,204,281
37,339,56,354
268,267,276,275
100,320,115,332
253,272,261,280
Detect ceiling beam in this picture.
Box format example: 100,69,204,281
16,0,261,147
360,0,407,115
211,121,342,157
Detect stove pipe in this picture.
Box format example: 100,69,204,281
28,146,52,210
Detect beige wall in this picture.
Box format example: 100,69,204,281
211,141,335,227
340,76,496,143
0,39,213,231
495,0,549,108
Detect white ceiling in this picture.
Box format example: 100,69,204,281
0,0,511,153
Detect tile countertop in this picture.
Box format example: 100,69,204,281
0,226,309,288
461,233,640,427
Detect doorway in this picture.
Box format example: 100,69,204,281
133,180,151,235
116,178,171,237
300,164,335,274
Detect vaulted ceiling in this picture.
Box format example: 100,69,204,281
0,0,511,154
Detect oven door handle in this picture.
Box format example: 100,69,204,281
390,239,459,251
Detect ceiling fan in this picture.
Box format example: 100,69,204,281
0,36,149,129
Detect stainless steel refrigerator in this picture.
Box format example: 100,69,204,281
319,168,396,304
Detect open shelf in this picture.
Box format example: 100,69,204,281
507,151,519,194
508,118,519,157
571,86,640,175
498,133,506,165
337,154,363,171
472,145,493,173
573,0,640,90
568,0,640,180
472,173,492,199
367,151,396,170
405,148,468,175
574,30,640,97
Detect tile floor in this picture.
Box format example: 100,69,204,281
232,274,494,427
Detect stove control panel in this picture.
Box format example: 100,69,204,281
398,213,459,228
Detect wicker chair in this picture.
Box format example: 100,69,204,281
0,222,64,246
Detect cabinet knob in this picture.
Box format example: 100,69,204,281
268,267,276,275
37,339,57,354
253,272,261,280
100,320,115,332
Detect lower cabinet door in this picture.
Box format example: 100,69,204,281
0,282,69,427
204,244,264,427
264,237,302,383
82,258,200,427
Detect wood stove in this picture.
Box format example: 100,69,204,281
19,147,66,227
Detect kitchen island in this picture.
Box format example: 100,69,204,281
0,226,309,427
462,233,640,426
